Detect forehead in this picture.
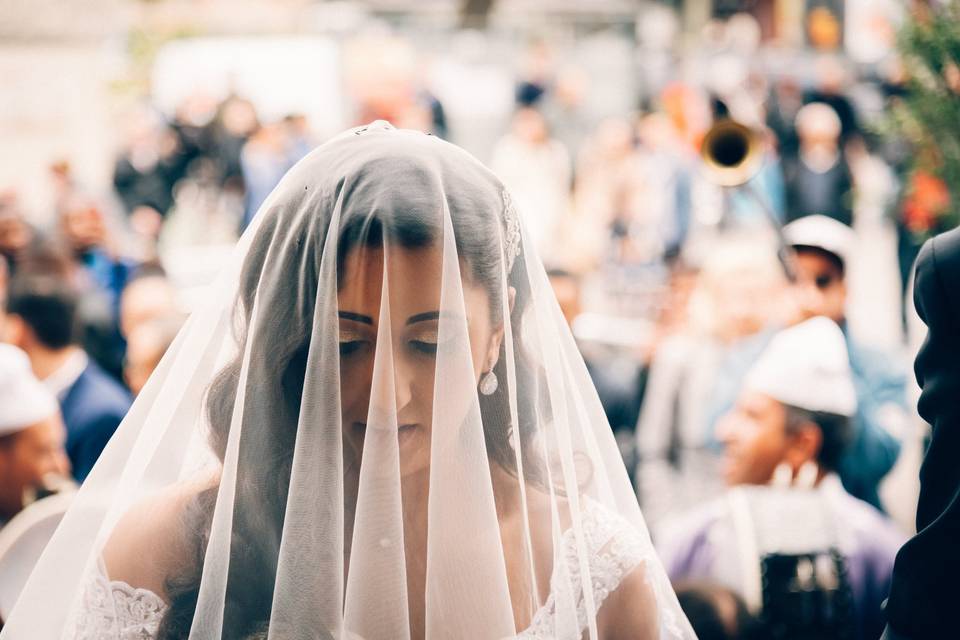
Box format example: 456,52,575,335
794,249,842,275
9,415,63,447
337,243,489,321
739,390,785,420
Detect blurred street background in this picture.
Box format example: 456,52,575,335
3,3,960,633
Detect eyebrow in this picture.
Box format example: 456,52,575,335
338,311,373,325
406,311,440,325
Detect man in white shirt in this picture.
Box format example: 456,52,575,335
0,344,69,527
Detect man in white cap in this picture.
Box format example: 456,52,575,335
656,317,905,640
0,344,70,527
784,214,909,510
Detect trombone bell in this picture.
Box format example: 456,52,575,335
700,119,764,187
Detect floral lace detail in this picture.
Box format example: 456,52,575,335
501,189,522,273
61,505,674,639
65,561,167,639
516,501,650,639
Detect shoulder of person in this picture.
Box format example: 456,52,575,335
651,498,724,569
61,364,132,430
834,488,907,554
102,476,213,600
597,558,659,640
847,339,909,394
82,361,133,407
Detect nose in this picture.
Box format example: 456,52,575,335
794,281,822,313
715,412,737,445
393,354,414,415
47,450,71,478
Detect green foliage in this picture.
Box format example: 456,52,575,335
891,1,960,234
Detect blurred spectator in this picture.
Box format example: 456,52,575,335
784,215,908,509
572,117,642,266
548,269,643,434
540,65,590,163
635,238,787,526
119,270,184,397
515,39,552,108
766,77,803,159
674,581,759,640
783,102,853,225
623,113,692,261
491,108,571,262
0,344,70,526
59,195,131,300
119,270,179,341
657,318,905,640
124,315,183,397
4,276,130,482
170,91,220,174
0,192,36,273
209,95,260,192
804,56,860,146
112,106,187,224
240,119,312,230
56,195,135,379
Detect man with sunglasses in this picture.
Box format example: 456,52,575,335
783,215,909,510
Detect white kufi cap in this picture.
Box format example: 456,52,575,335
783,214,856,268
742,316,857,416
0,344,59,436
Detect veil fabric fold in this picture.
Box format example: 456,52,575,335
2,122,694,640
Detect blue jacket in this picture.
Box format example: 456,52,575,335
839,331,908,510
60,360,132,482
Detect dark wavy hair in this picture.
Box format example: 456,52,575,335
156,178,542,638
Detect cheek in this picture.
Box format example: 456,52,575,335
751,426,788,462
339,355,374,419
468,328,490,380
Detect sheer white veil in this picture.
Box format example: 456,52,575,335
2,122,694,639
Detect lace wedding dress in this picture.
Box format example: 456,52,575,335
67,502,674,640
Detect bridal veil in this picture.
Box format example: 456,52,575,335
2,122,693,639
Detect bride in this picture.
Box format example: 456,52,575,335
1,122,693,639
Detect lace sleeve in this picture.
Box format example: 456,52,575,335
63,559,168,640
519,502,668,639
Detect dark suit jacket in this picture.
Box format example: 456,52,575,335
885,226,960,638
61,359,132,482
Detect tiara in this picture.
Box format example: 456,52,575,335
501,189,522,273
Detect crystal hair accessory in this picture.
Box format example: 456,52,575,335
502,189,521,273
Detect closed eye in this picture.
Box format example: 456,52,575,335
339,340,367,357
409,340,438,355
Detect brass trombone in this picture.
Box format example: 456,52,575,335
699,118,796,280
700,118,764,187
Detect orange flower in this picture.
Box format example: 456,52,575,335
903,171,951,232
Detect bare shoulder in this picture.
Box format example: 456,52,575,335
101,476,215,600
597,560,659,640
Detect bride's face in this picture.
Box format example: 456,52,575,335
337,242,501,477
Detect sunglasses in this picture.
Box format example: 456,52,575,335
813,273,839,290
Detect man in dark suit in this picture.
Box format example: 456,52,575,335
2,275,131,482
883,226,960,639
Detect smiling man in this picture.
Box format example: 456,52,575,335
784,214,909,510
656,318,905,640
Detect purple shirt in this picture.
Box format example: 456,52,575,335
656,476,906,639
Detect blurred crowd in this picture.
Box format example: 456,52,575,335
0,7,943,638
